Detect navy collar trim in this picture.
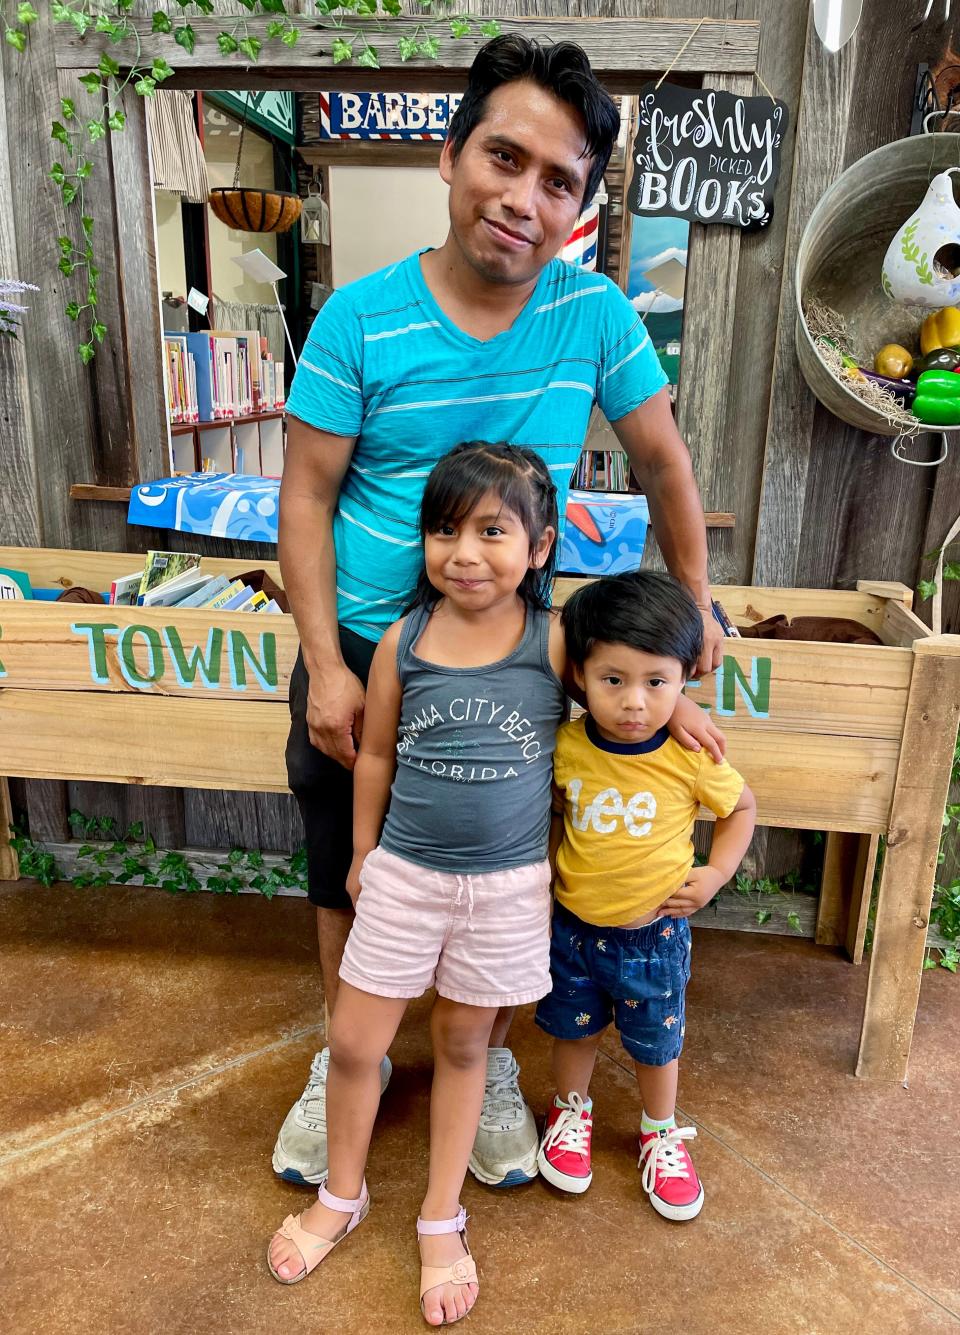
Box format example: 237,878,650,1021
585,716,671,755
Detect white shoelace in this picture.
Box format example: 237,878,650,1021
541,1091,591,1157
478,1058,525,1131
295,1051,329,1126
638,1125,697,1193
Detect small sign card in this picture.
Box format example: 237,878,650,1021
627,82,788,230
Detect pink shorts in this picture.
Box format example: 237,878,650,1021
339,845,553,1008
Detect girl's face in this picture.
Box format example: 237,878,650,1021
424,488,554,612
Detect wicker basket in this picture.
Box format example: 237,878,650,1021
208,188,302,234
795,133,960,436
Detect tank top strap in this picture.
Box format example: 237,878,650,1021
395,603,430,685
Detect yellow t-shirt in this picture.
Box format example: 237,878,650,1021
553,715,746,927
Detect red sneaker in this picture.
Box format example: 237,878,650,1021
537,1092,593,1194
638,1124,704,1221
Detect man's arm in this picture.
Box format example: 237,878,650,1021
278,415,362,767
610,388,723,674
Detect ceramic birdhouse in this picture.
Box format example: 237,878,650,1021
882,168,960,307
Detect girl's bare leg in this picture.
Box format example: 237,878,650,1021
268,982,408,1279
419,996,498,1326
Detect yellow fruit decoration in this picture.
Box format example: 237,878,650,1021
874,344,913,380
920,305,960,356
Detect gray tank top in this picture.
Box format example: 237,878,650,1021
379,603,565,874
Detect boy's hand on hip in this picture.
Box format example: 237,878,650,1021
657,865,726,918
307,663,365,768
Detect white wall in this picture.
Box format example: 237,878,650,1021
204,104,280,306
154,190,188,298
328,165,449,287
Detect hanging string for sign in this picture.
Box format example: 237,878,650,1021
653,17,780,106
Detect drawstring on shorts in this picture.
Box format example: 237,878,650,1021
454,873,477,931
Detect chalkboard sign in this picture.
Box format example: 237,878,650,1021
627,82,788,230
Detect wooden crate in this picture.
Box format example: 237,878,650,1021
2,550,959,1083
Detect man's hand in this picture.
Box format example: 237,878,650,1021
307,662,365,769
656,865,726,919
696,605,724,676
667,692,726,763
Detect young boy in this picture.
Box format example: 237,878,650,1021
535,572,756,1220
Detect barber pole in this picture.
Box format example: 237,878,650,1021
560,187,606,269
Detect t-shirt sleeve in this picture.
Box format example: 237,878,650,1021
595,280,668,423
285,288,364,437
694,753,746,819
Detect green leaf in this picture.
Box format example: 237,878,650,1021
261,0,287,9
60,97,76,120
397,35,418,61
57,234,73,255
69,10,91,37
924,954,938,970
941,951,958,973
266,20,285,37
217,31,239,54
449,17,470,37
382,0,401,11
152,58,174,82
52,2,71,20
79,73,102,94
917,579,937,602
152,10,173,33
479,19,500,36
332,36,353,63
357,43,380,69
95,15,119,37
357,0,378,13
81,214,94,237
78,341,96,364
17,1,39,21
61,182,78,205
135,76,157,96
108,109,126,132
65,301,82,321
51,163,67,185
98,53,121,78
193,0,215,12
238,36,263,60
786,911,801,932
755,909,772,926
77,159,93,179
5,29,27,52
418,35,440,59
174,24,196,55
943,561,960,581
92,321,107,343
281,26,299,47
87,119,106,143
51,120,71,146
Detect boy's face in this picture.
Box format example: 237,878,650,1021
574,642,686,745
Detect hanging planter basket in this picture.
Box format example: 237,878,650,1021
208,187,302,233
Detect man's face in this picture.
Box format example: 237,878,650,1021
439,78,592,287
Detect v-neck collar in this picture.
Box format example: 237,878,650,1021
410,248,554,350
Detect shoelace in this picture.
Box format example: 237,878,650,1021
478,1060,525,1130
454,873,476,930
638,1125,697,1193
541,1091,591,1157
295,1052,329,1123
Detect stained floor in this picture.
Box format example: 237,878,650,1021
1,880,958,1334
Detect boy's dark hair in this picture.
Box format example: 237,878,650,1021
561,572,704,678
413,441,558,610
446,35,620,206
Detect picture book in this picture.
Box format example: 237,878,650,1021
232,589,268,614
109,569,144,606
204,579,246,611
220,584,255,611
0,566,32,600
174,574,231,609
136,551,201,603
140,568,211,608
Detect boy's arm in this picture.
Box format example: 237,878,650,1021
657,783,757,918
548,784,565,881
346,621,403,903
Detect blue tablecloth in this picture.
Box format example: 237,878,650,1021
128,474,280,543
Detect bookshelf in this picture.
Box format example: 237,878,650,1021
170,410,286,476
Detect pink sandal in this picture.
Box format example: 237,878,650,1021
267,1179,369,1285
417,1206,479,1325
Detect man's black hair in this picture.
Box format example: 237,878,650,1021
561,571,704,678
412,441,558,610
446,35,620,206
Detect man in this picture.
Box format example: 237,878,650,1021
274,34,724,1191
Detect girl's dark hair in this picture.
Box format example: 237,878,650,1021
561,572,704,678
413,441,558,610
447,35,619,207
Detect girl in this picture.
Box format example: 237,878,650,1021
268,441,566,1326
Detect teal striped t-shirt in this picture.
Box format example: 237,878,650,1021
285,249,667,642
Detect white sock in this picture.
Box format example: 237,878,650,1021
641,1109,676,1136
555,1092,593,1112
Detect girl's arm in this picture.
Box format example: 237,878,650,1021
657,783,757,918
347,619,404,903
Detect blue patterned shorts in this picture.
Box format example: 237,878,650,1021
535,900,691,1066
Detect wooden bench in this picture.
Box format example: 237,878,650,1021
1,547,958,1082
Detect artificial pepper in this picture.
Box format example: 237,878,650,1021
919,305,960,356
912,369,960,425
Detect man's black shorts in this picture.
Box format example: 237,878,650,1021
285,626,378,909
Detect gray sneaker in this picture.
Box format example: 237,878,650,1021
272,1047,392,1186
468,1047,540,1187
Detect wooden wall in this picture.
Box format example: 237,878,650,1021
1,0,958,863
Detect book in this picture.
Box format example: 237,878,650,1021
140,568,211,608
203,579,246,611
256,598,284,614
136,550,201,604
232,589,269,614
220,584,255,611
0,566,32,600
174,574,231,609
109,569,144,606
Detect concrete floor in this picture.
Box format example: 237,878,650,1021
1,881,958,1335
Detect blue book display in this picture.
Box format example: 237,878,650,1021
559,490,650,576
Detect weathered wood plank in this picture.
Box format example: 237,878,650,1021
0,545,284,591
847,831,880,966
878,599,933,649
816,830,859,949
56,17,761,78
857,635,960,1080
0,779,18,881
23,780,70,844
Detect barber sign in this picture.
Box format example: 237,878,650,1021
627,82,788,230
319,91,463,141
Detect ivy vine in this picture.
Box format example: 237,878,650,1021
4,0,500,361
